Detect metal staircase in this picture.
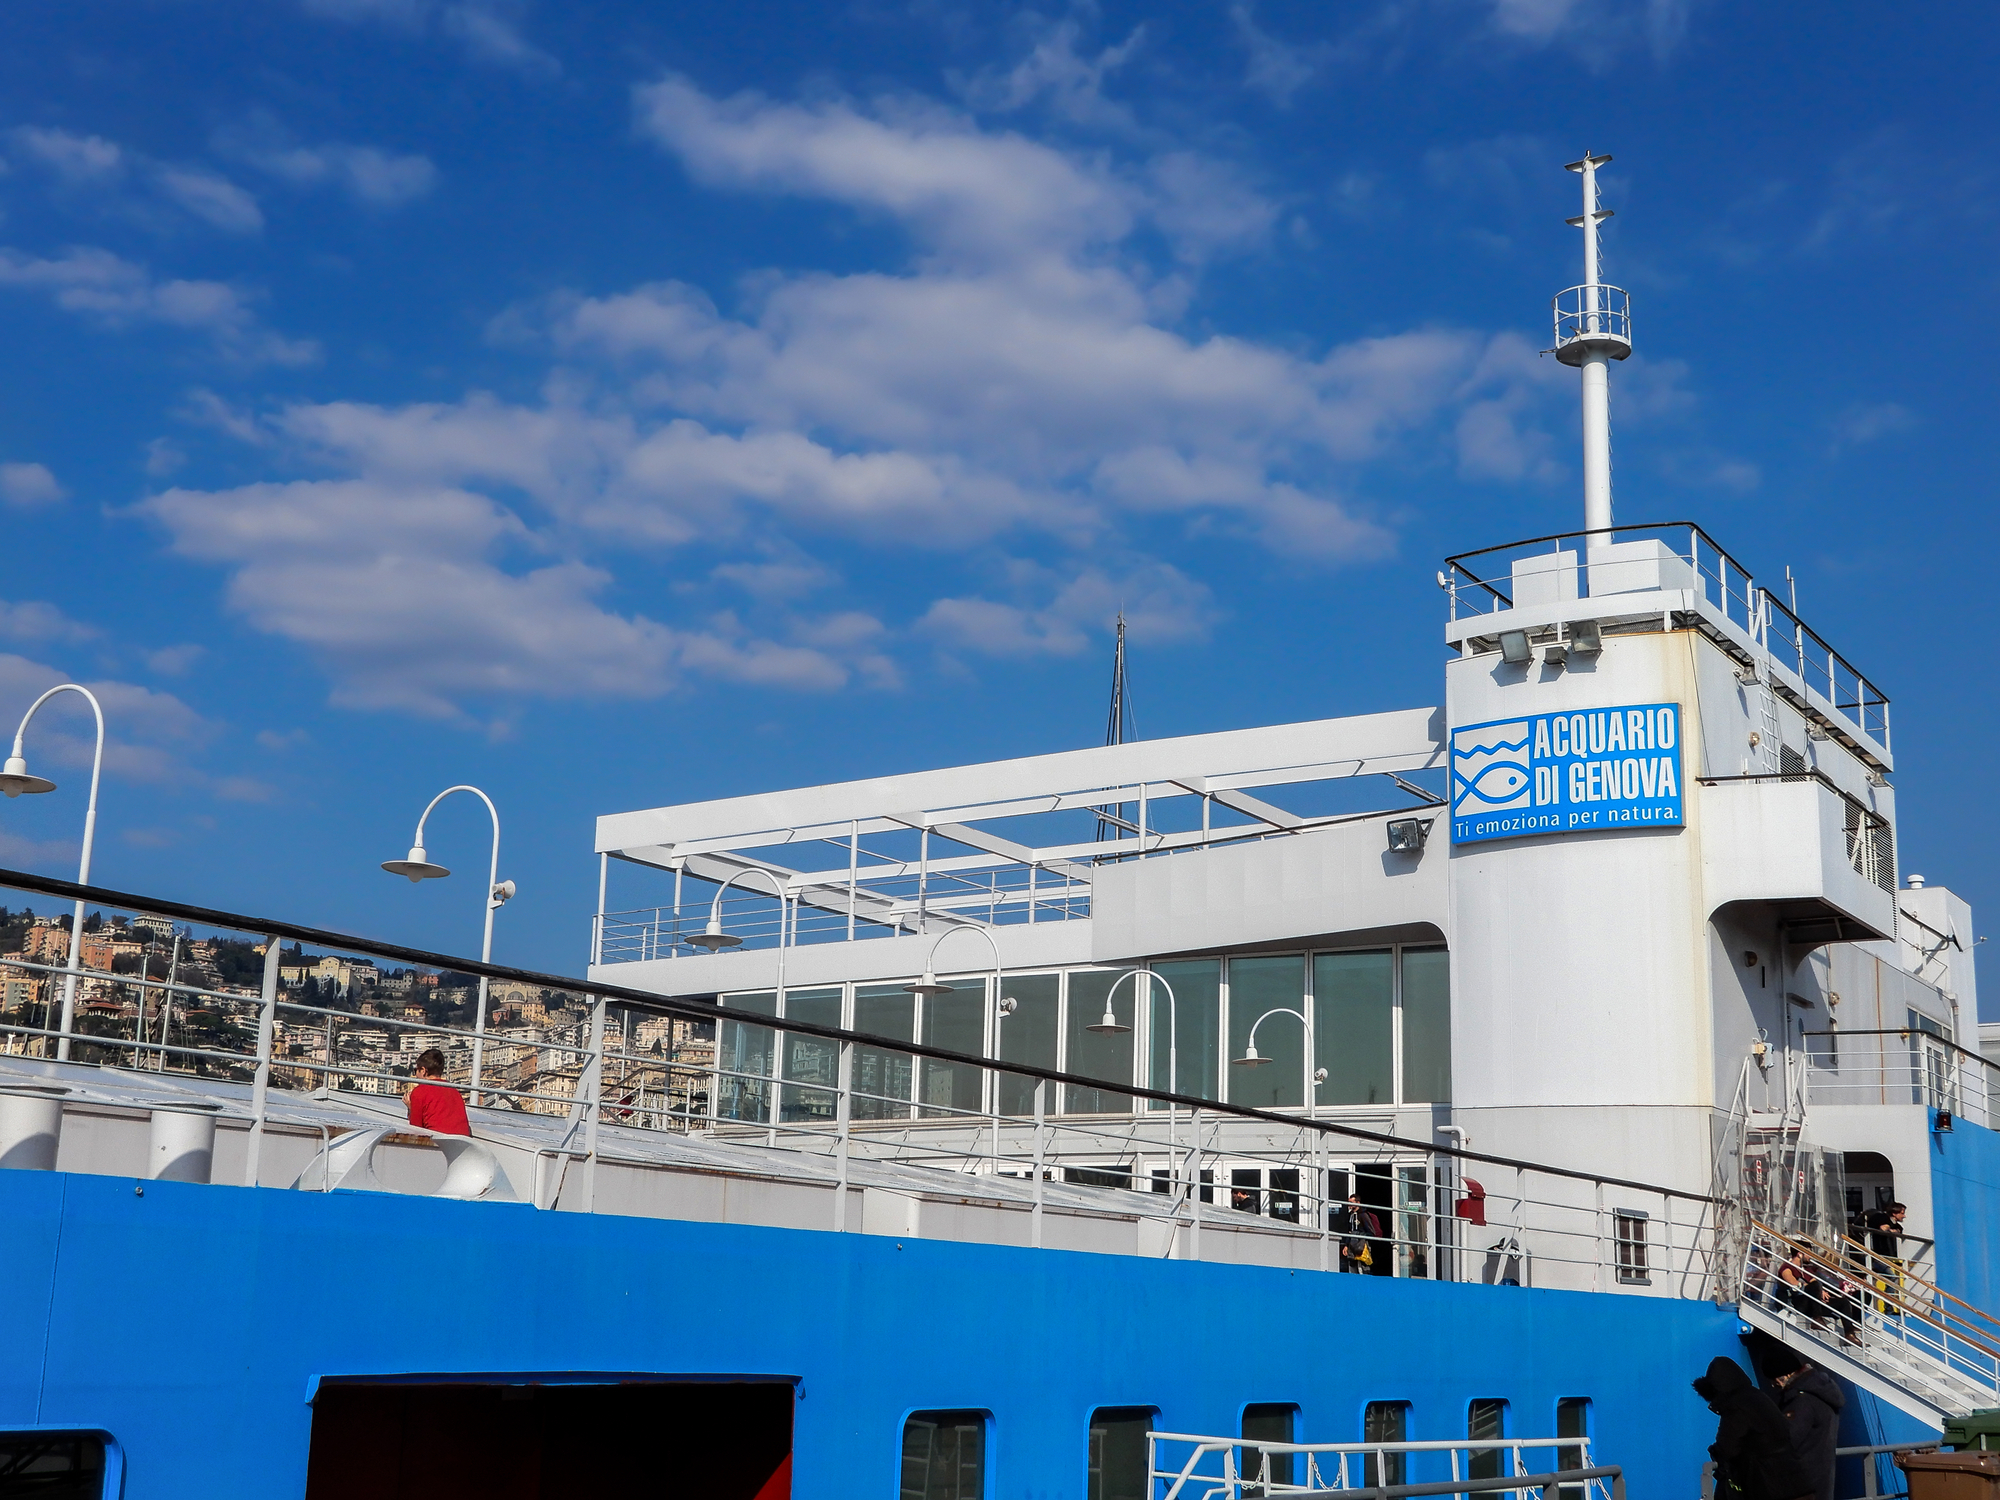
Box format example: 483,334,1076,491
1738,1219,2000,1426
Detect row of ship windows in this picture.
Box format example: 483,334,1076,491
717,944,1452,1126
903,1395,1594,1500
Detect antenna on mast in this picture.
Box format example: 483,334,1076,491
1552,152,1631,536
1095,613,1135,849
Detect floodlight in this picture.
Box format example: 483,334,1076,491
1386,818,1433,853
1499,630,1532,665
1569,618,1603,655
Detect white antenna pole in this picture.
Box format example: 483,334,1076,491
1559,152,1623,538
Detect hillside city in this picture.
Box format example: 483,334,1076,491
0,906,715,1126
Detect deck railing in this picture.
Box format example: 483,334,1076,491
1150,1433,1621,1500
0,864,1719,1291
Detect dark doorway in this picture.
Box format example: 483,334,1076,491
1356,1163,1395,1276
304,1379,792,1500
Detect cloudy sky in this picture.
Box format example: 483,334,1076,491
0,1,1992,987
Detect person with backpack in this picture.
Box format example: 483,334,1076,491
1334,1193,1381,1274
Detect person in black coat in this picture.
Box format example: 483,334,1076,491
1693,1356,1818,1500
1764,1352,1846,1500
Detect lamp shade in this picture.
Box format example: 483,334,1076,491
381,846,450,882
0,754,55,798
685,919,743,950
903,970,955,996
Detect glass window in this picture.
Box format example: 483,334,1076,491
1468,1399,1506,1480
1363,1401,1408,1487
1148,960,1221,1105
1065,971,1134,1114
1398,1165,1431,1279
902,1411,985,1500
1269,1168,1300,1225
1615,1211,1649,1283
1400,947,1451,1103
1228,956,1306,1109
1314,951,1394,1106
0,1432,106,1497
853,985,915,1120
1088,1407,1152,1500
716,991,777,1124
995,973,1060,1116
1242,1404,1295,1493
920,979,986,1120
779,987,842,1124
1556,1398,1591,1500
1231,1167,1263,1216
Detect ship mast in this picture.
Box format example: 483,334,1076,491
1095,612,1133,849
1553,153,1631,535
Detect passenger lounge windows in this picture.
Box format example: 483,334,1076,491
1241,1404,1297,1492
1148,960,1222,1105
1314,951,1394,1106
716,991,778,1123
1087,1407,1153,1500
1363,1402,1409,1487
0,1431,109,1498
1468,1399,1507,1480
920,978,987,1119
995,972,1059,1115
1400,947,1452,1104
1065,971,1134,1114
901,1410,986,1500
1228,957,1307,1109
852,985,916,1121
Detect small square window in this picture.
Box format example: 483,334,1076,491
1088,1407,1153,1500
902,1410,985,1500
0,1431,107,1498
1363,1401,1409,1488
1614,1210,1650,1284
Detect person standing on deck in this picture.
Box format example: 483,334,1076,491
1694,1356,1816,1500
1762,1350,1844,1500
406,1048,471,1136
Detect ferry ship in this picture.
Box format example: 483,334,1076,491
1,153,1992,1500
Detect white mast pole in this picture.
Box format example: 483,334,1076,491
1566,152,1617,537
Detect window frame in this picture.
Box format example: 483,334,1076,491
1085,1405,1155,1500
1613,1209,1651,1284
900,1408,989,1500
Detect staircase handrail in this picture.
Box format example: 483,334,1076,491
1751,1221,2000,1364
1827,1227,2000,1344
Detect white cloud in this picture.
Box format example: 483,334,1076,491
216,117,438,209
150,166,265,233
0,599,94,645
0,247,317,366
135,479,873,719
1829,401,1916,451
921,561,1217,658
0,461,66,507
1230,5,1329,107
953,17,1148,133
297,0,556,72
8,126,264,236
0,652,217,788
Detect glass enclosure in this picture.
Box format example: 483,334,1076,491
716,941,1449,1125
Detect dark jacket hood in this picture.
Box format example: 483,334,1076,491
1785,1366,1846,1415
1694,1356,1755,1403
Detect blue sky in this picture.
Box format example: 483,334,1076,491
0,1,1992,1002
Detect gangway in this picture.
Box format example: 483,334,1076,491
1738,1220,2000,1426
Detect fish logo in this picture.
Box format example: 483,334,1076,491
1451,718,1533,814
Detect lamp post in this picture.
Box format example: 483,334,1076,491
689,868,793,1125
1,684,106,1062
1081,968,1181,1191
380,785,513,1105
905,926,1011,1157
1232,1006,1326,1121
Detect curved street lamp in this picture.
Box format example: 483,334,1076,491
1232,1005,1326,1121
905,924,1014,1161
2,684,106,1062
380,785,513,1105
1080,967,1182,1179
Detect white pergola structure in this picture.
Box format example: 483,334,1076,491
590,707,1446,994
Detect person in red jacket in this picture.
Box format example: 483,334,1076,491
406,1048,470,1136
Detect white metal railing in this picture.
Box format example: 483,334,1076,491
1803,1030,1998,1131
1552,283,1631,351
1738,1220,2000,1416
1150,1433,1620,1500
1442,523,1890,755
0,872,1718,1288
597,864,1094,962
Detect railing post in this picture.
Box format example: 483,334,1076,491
1189,1107,1202,1261
1032,1079,1045,1249
583,995,607,1212
834,1040,853,1233
1317,1129,1330,1272
243,935,281,1188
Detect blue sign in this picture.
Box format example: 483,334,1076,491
1450,702,1683,845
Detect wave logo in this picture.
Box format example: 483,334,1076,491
1452,720,1532,813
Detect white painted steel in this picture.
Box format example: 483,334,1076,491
147,1104,218,1183
0,1084,66,1170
